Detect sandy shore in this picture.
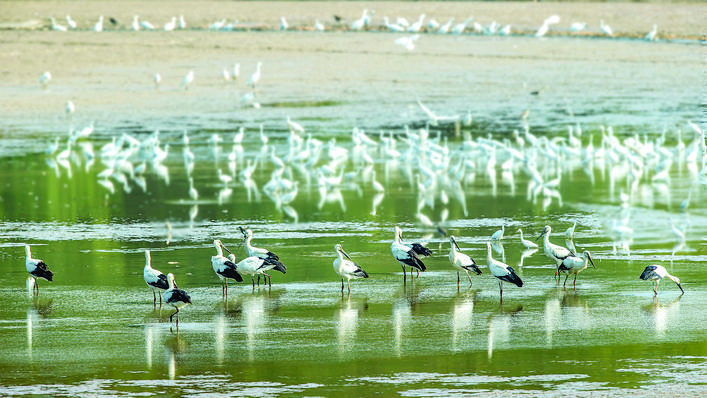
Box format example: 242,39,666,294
0,1,702,135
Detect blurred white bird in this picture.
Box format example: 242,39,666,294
394,34,420,51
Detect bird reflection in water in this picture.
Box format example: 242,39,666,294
164,334,189,380
451,291,477,352
26,299,53,360
487,302,522,360
336,296,367,357
642,295,681,339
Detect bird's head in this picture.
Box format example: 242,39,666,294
536,225,551,242
584,251,595,268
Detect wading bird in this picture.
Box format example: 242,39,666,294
558,250,595,289
39,71,51,88
246,62,262,89
486,242,522,301
143,250,169,306
228,253,282,288
163,273,191,328
25,245,54,295
333,244,369,294
516,229,538,249
391,226,427,281
536,225,574,275
448,236,482,288
211,239,243,296
239,228,286,284
640,265,684,296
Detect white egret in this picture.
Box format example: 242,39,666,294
516,229,538,249
246,62,262,89
181,70,194,90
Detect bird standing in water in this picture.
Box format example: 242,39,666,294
640,265,684,296
25,245,54,295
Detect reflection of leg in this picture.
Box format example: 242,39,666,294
153,291,157,306
347,280,351,295
457,272,460,288
499,280,503,301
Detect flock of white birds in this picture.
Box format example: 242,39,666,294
45,9,663,54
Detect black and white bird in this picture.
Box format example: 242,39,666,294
25,244,53,295
536,225,574,276
448,236,482,288
486,242,522,300
211,239,243,296
391,226,427,281
640,265,684,296
227,253,283,287
557,250,595,289
240,227,286,284
162,273,191,328
143,250,169,306
333,244,369,294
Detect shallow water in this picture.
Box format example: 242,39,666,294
1,28,706,396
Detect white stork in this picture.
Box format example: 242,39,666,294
163,273,191,329
211,239,243,296
448,236,482,288
25,245,53,295
640,265,684,296
333,244,369,294
558,250,595,289
143,250,169,306
391,226,427,281
486,242,523,301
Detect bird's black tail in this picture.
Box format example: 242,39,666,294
264,257,287,274
34,261,54,282
465,264,482,275
355,268,369,278
502,266,523,287
221,266,243,282
411,243,432,257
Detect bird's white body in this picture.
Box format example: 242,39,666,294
143,250,169,305
391,226,427,280
517,229,538,249
25,245,53,295
246,62,262,88
240,228,286,285
558,250,594,288
333,244,368,293
39,72,51,87
537,225,573,266
565,221,577,240
486,242,523,299
211,239,242,295
491,225,505,241
181,70,194,90
162,273,191,327
640,265,684,295
93,16,104,32
448,236,481,287
600,20,613,36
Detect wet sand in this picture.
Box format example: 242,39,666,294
0,1,703,135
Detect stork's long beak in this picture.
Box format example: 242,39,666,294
588,254,595,269
535,231,543,242
220,242,233,255
340,247,353,261
452,238,461,251
677,283,685,295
